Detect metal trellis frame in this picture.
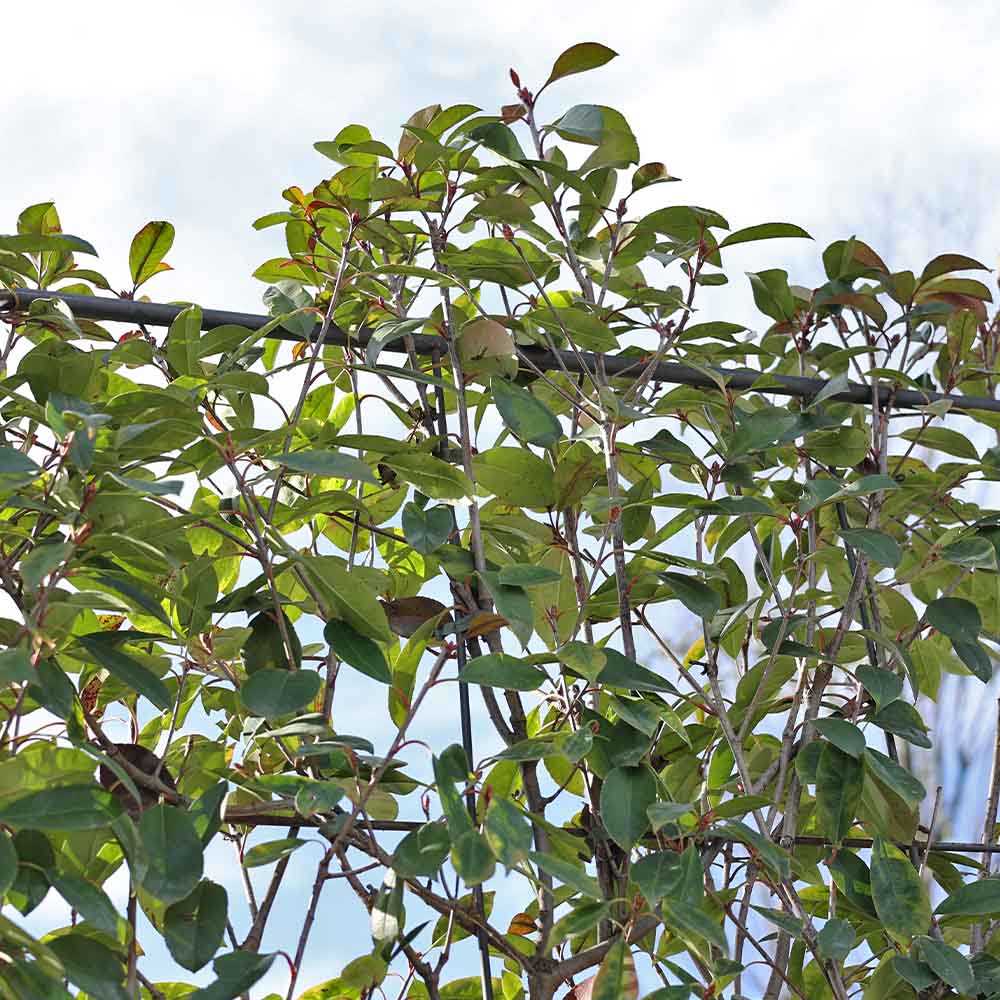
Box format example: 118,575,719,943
3,285,997,988
4,287,1000,413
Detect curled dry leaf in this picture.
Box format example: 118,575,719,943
379,596,451,638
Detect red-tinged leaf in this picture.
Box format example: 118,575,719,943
544,43,618,88
920,252,991,284
128,221,175,288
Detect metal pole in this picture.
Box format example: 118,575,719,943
4,288,1000,414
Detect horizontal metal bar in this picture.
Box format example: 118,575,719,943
4,288,1000,414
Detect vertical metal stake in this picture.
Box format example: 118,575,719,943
456,629,495,1000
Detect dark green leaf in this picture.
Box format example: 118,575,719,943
78,635,172,712
816,744,863,842
244,837,307,868
0,785,121,830
632,850,682,903
491,376,562,447
275,450,377,484
856,665,903,710
600,765,656,850
461,653,547,691
816,918,855,961
402,503,453,555
917,936,974,994
240,668,322,718
50,871,120,935
813,718,865,758
392,821,451,878
0,233,97,255
139,804,203,903
530,851,603,898
870,700,932,748
661,898,727,951
871,837,931,941
484,798,532,868
450,829,495,886
924,597,983,642
324,619,392,683
190,951,276,1000
936,878,1000,917
719,222,811,248
164,880,228,972
839,528,902,568
659,572,721,619
497,564,563,587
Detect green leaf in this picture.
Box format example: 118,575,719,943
600,765,656,850
461,653,546,691
661,898,727,951
364,317,425,367
632,850,683,902
466,123,526,161
497,564,563,587
392,821,451,878
647,802,695,832
0,233,98,255
473,447,555,507
813,718,866,758
712,820,791,881
139,804,204,904
917,936,974,994
50,871,120,935
816,918,855,961
595,648,679,694
631,162,680,191
953,637,993,682
530,851,603,899
719,222,811,248
190,951,276,1000
592,935,637,1000
166,304,203,377
862,749,926,810
816,744,863,843
0,785,121,830
275,450,377,484
402,502,453,554
936,878,1000,917
856,665,903,711
490,377,562,448
240,668,322,718
128,221,174,288
0,447,42,485
242,610,301,673
839,528,902,568
164,880,229,972
870,699,932,748
484,798,532,868
478,570,535,647
544,42,618,87
324,619,392,684
451,829,495,886
659,572,721,619
78,634,172,712
387,452,473,499
0,831,16,897
871,836,931,942
900,426,979,460
244,837,307,868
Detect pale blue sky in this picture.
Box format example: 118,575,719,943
5,1,1000,996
